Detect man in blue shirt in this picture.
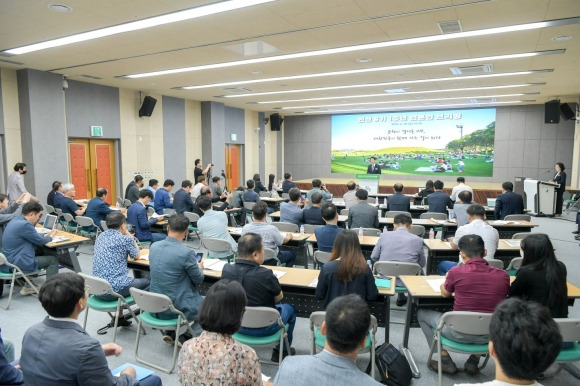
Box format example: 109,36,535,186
85,188,121,230
427,180,453,214
60,183,87,225
173,179,195,214
242,180,260,203
314,203,342,253
306,179,332,208
126,190,166,243
145,178,158,199
0,202,59,294
154,179,174,214
280,188,305,227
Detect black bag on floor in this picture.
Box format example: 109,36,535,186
366,343,413,386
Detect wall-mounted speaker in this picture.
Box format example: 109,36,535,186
270,113,283,131
544,100,560,124
139,96,157,117
560,103,575,120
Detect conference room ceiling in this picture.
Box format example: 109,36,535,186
1,0,579,116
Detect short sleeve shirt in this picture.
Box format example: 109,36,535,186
241,221,284,254
92,229,139,292
60,197,79,219
221,259,281,308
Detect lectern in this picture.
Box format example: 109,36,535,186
523,179,558,216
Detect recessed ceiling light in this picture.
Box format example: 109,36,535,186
250,70,262,75
357,58,372,63
552,35,572,41
48,4,73,12
385,88,408,94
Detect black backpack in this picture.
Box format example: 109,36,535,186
366,343,413,386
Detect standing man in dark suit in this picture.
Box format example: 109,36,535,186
348,189,379,229
366,156,381,174
427,180,453,214
387,183,410,212
494,181,524,220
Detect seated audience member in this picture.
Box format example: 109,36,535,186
302,192,325,225
494,181,525,220
314,203,342,253
450,176,473,202
192,186,232,219
306,179,332,208
452,190,472,227
191,176,207,199
1,202,59,295
197,196,237,259
126,190,166,243
253,173,267,193
20,272,162,386
211,176,227,202
370,213,425,306
281,172,297,193
0,193,30,247
173,179,195,214
316,230,378,308
242,179,260,203
387,183,410,212
229,186,245,208
53,182,65,209
150,215,204,340
343,181,358,209
418,235,509,376
0,327,22,385
85,188,120,231
221,233,296,362
274,294,382,386
508,233,567,318
439,204,499,275
347,189,379,229
415,179,434,203
178,279,261,385
242,201,296,267
267,174,281,197
146,178,158,198
426,180,453,214
92,212,149,307
46,180,61,207
455,298,563,386
125,174,143,204
153,179,174,214
280,188,305,227
60,182,87,224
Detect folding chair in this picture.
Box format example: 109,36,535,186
511,232,530,239
243,202,256,224
374,261,422,314
232,306,291,365
486,259,504,269
271,222,298,233
61,212,80,234
264,247,281,266
75,215,101,241
45,204,56,215
504,214,531,222
565,195,580,215
146,206,155,216
410,225,426,237
554,318,580,378
100,220,109,231
310,311,377,378
183,211,201,244
259,191,272,197
129,287,195,373
385,211,412,219
163,208,176,216
420,212,447,220
117,196,124,207
281,193,290,200
313,251,331,269
123,199,132,208
0,253,39,310
505,257,523,276
78,273,139,343
427,311,492,386
360,228,380,237
200,237,235,263
340,209,349,216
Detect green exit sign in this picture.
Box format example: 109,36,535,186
90,125,103,137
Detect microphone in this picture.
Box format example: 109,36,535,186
537,169,552,180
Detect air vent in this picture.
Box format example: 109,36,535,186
450,64,493,75
221,87,252,94
223,41,280,57
470,98,497,104
438,20,462,34
80,74,102,80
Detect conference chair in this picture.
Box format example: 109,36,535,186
129,288,195,374
271,222,299,233
385,211,412,219
420,212,447,220
340,209,349,216
117,196,124,207
505,257,523,276
243,202,256,224
511,232,530,240
486,259,504,269
123,199,132,208
201,237,235,263
183,211,201,245
163,208,176,216
553,318,580,377
360,227,381,237
503,214,531,222
264,247,281,266
310,311,377,378
61,212,80,234
565,196,580,214
146,206,155,216
373,261,422,314
313,250,331,269
0,253,40,310
281,193,290,200
410,225,426,238
427,311,493,386
259,191,272,197
45,204,56,215
100,220,109,231
79,273,139,343
232,306,291,365
75,215,101,241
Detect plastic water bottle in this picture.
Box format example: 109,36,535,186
383,225,388,234
358,227,363,240
116,202,120,209
384,197,387,205
429,228,435,240
300,224,304,236
345,223,349,230
367,259,372,270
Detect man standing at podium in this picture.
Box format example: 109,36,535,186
366,157,381,174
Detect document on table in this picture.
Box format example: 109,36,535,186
308,278,318,288
138,253,149,261
427,278,445,292
262,373,270,382
51,236,70,243
442,241,452,248
203,259,228,272
504,240,521,247
150,213,167,219
271,270,286,279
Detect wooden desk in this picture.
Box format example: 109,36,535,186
44,229,89,272
308,234,379,248
423,239,521,274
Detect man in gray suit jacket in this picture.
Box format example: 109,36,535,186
348,189,379,229
150,214,204,343
274,294,381,385
20,272,162,386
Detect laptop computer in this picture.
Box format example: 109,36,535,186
37,214,57,234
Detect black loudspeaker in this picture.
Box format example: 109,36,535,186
560,103,575,120
270,113,283,131
139,96,157,117
544,100,560,124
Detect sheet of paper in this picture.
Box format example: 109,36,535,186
427,278,445,292
138,253,149,261
271,270,286,279
262,373,270,382
203,259,228,272
51,236,70,242
150,213,166,218
504,240,521,247
308,278,318,288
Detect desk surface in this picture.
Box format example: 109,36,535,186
228,227,312,242
260,197,286,203
309,233,379,247
41,229,89,248
423,239,521,251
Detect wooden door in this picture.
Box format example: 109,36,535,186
225,145,241,190
68,139,116,204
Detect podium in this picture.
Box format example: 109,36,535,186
523,179,558,216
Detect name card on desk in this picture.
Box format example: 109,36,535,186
375,278,392,289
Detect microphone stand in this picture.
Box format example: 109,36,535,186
537,169,553,181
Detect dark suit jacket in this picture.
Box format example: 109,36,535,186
427,191,453,214
281,180,297,193
126,202,156,241
387,192,410,212
348,202,379,229
173,188,194,214
554,172,566,193
367,163,381,174
494,191,524,220
21,318,134,386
